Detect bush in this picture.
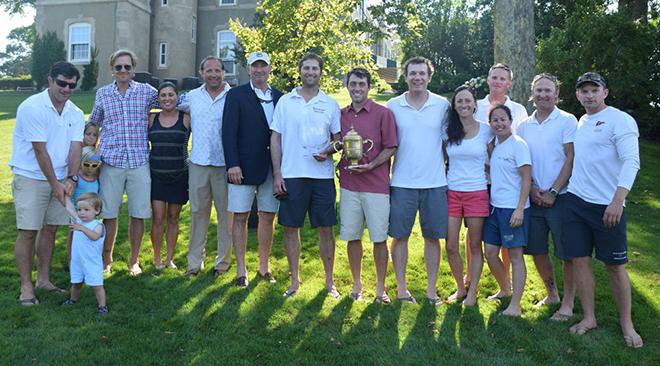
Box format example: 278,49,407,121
0,75,32,90
81,47,99,91
537,13,659,140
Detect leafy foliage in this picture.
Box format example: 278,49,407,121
230,0,378,93
374,0,494,96
0,0,33,15
81,47,99,91
537,11,660,139
0,23,35,77
30,31,66,90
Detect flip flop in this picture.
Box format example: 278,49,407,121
623,334,644,348
428,297,443,306
569,322,597,335
375,294,391,305
328,288,341,299
349,292,362,301
19,297,39,306
283,289,297,298
549,311,573,322
35,283,66,293
397,295,417,304
128,265,143,277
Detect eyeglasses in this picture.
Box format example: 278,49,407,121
114,64,133,72
54,79,77,89
82,161,101,169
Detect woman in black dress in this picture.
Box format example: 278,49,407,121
149,82,190,270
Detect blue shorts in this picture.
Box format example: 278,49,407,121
524,194,567,259
389,186,448,239
561,193,628,265
483,206,530,248
277,178,337,228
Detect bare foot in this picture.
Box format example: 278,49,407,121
487,290,511,301
447,290,467,302
569,319,598,335
534,295,561,308
500,306,521,317
463,292,477,307
623,329,643,348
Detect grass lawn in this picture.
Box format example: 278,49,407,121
0,90,658,365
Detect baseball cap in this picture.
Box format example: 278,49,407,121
575,72,607,89
247,52,271,65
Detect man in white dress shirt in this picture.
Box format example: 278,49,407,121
179,56,233,278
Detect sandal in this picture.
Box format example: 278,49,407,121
349,292,362,301
19,296,39,306
428,297,443,306
375,293,391,305
283,289,297,298
397,295,418,304
128,264,143,277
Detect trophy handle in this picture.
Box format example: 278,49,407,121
332,140,343,153
363,139,374,154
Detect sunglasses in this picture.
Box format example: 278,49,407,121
114,64,133,72
82,161,101,169
54,79,77,89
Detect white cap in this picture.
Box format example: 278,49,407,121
247,51,271,65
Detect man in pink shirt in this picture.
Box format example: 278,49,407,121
338,68,398,303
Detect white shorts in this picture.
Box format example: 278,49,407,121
70,259,104,286
227,171,278,213
339,188,389,243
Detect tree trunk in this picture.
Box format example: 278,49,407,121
619,0,648,24
493,0,535,111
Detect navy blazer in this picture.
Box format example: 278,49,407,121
222,83,283,185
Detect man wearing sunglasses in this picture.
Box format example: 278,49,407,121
10,61,85,306
89,49,159,276
222,52,283,287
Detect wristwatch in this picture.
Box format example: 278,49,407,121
66,175,79,183
549,187,559,198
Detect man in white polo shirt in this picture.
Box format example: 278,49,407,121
271,53,341,298
517,73,577,321
179,56,233,278
563,72,643,348
387,56,450,305
474,63,528,131
10,61,84,305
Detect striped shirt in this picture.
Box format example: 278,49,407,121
89,80,158,168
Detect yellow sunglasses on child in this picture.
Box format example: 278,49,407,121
82,161,101,169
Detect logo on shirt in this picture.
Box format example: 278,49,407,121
595,121,605,126
312,107,326,114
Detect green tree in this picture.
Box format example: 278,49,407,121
230,0,377,92
31,31,65,90
81,47,99,91
0,23,35,77
375,0,493,95
0,0,33,14
537,10,659,139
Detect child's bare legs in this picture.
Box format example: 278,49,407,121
68,283,83,301
92,285,106,307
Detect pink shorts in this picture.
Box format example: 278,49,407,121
447,189,489,218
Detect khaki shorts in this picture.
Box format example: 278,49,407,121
12,174,69,230
228,170,278,213
99,164,151,219
339,188,389,243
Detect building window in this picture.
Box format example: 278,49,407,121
219,0,236,6
159,43,167,68
217,30,236,75
68,23,91,63
161,0,168,6
192,16,197,43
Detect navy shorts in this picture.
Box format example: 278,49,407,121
389,186,448,239
524,194,567,259
278,178,337,228
561,193,628,265
483,206,530,248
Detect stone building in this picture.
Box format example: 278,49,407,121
34,0,398,88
